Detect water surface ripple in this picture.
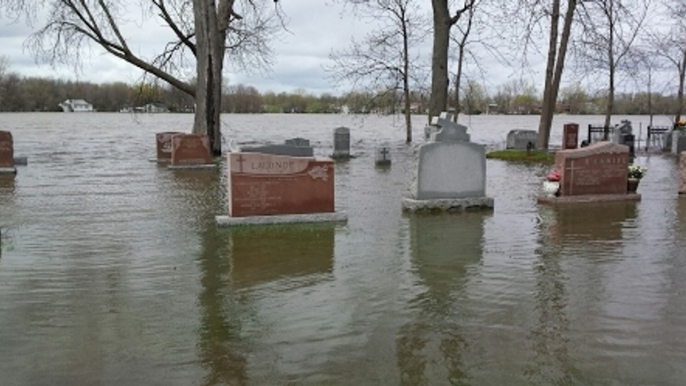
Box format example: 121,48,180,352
1,113,685,385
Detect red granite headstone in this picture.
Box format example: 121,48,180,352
228,152,335,217
0,131,14,168
156,132,184,159
563,123,579,149
170,134,212,166
555,141,629,196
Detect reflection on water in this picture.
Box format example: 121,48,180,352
2,114,686,385
228,226,334,288
398,213,486,385
541,203,637,245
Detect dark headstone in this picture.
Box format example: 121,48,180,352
284,137,310,147
170,134,213,166
333,127,350,158
555,142,629,196
563,123,579,149
375,146,391,165
228,152,335,217
241,144,314,157
0,131,14,168
156,132,184,159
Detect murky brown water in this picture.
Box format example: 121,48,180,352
1,113,685,385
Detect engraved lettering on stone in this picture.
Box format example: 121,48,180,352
308,165,329,181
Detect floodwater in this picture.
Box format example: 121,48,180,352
1,112,685,385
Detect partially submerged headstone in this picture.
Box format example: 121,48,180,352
403,113,493,212
216,152,347,226
284,137,310,147
563,123,579,149
242,137,314,157
539,141,639,204
375,146,391,165
156,131,184,160
0,131,16,175
672,130,686,155
506,130,538,150
680,151,686,195
333,127,351,158
170,134,214,168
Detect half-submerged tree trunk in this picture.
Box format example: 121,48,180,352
401,7,412,143
193,0,224,157
676,48,686,123
538,0,576,149
429,0,451,122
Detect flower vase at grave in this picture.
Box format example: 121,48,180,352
627,178,640,194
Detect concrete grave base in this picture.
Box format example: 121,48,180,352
402,196,494,212
0,167,17,175
216,212,348,227
537,194,641,205
167,164,217,170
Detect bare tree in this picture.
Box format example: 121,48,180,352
537,0,578,149
329,0,426,142
649,0,686,123
576,0,651,139
0,55,7,107
451,2,476,122
1,0,279,155
429,0,476,122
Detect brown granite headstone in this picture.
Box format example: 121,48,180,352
228,152,335,217
170,134,212,166
555,141,629,196
563,123,579,149
679,151,686,195
156,132,184,159
0,131,14,168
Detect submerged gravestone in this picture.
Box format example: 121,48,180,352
169,134,214,168
672,130,686,155
333,127,351,158
0,131,16,174
216,152,348,226
156,131,184,160
563,123,579,149
403,113,493,212
242,137,314,157
538,141,639,205
506,130,538,150
375,146,391,165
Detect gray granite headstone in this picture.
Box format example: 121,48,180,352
333,127,350,158
672,130,686,155
506,130,538,150
375,146,391,165
431,121,470,142
285,137,310,147
613,120,633,145
241,144,314,157
411,119,486,200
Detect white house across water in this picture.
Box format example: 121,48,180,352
59,99,94,112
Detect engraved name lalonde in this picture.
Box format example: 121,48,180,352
567,155,626,186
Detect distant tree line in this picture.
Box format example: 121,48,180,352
0,72,683,116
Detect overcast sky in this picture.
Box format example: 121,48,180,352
0,1,538,96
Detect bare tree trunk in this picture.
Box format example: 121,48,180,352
538,0,575,149
538,0,560,150
677,49,686,123
429,0,451,122
453,44,465,123
193,0,223,156
402,10,412,143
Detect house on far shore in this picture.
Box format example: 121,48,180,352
59,99,94,112
140,102,169,113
